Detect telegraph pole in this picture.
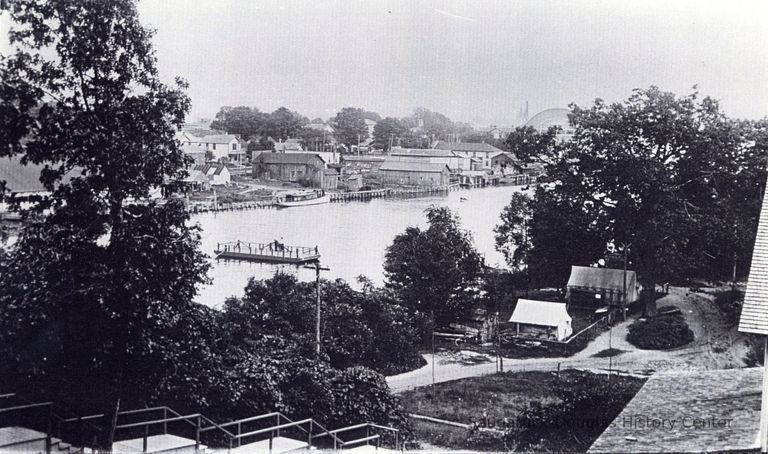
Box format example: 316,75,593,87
621,242,631,322
304,261,330,355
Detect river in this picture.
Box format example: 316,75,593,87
193,185,528,308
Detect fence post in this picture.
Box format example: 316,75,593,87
163,408,167,435
557,362,561,381
142,425,148,453
195,415,201,451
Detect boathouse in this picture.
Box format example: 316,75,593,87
378,160,451,187
566,265,639,307
252,152,337,189
508,299,573,341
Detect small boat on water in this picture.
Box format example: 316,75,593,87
277,189,330,207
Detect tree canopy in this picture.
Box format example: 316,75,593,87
210,105,308,144
502,87,768,310
330,107,371,148
384,206,484,328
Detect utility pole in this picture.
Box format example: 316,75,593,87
304,261,330,356
621,242,631,322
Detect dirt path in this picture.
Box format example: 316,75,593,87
387,286,747,393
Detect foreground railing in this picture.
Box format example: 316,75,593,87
314,422,401,451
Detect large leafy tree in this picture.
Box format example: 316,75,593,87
517,87,766,312
372,117,407,152
330,107,370,149
494,192,532,272
266,106,308,141
384,206,484,328
209,105,268,140
0,0,211,432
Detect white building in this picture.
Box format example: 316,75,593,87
508,299,573,341
432,141,504,169
193,162,231,186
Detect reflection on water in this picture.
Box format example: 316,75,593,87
193,185,529,308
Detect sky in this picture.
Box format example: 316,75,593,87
4,1,768,126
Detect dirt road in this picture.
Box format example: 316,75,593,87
387,286,747,393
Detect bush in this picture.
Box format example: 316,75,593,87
626,314,694,349
713,289,744,325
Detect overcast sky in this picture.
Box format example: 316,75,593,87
5,1,768,126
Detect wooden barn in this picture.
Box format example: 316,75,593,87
566,265,639,307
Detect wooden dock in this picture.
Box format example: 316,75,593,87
214,241,320,264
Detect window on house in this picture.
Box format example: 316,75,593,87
232,143,237,150
212,144,216,150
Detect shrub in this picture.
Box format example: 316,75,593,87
626,314,694,349
713,289,744,325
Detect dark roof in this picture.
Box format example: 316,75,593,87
390,148,458,158
253,151,326,166
0,156,76,194
379,160,450,173
433,141,504,154
740,173,768,334
342,155,386,163
323,168,339,176
193,163,228,176
200,134,239,144
589,367,761,453
567,266,637,292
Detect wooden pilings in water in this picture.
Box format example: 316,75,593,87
187,199,278,214
329,188,392,202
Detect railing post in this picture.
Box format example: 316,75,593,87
269,433,273,454
366,426,370,445
237,421,242,447
276,414,280,438
308,420,313,447
163,408,168,435
396,432,400,452
45,405,52,454
195,415,201,451
142,425,148,453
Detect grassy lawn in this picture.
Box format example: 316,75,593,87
400,370,646,452
401,371,562,427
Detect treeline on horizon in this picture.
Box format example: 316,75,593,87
207,104,504,152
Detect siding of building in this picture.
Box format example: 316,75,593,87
379,160,450,186
252,152,334,188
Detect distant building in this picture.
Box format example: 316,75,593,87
389,148,473,173
193,134,245,165
183,169,211,191
378,159,450,187
273,138,304,153
566,265,639,308
252,152,337,189
432,141,504,169
193,162,231,186
491,152,522,175
525,108,575,142
341,155,386,174
342,174,363,191
508,299,573,341
0,156,76,213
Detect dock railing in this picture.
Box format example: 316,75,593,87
215,240,319,261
